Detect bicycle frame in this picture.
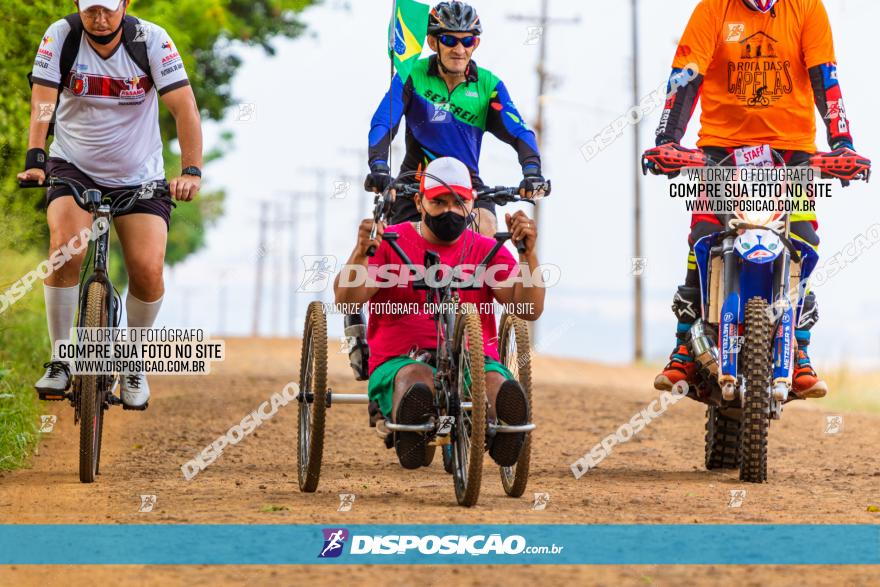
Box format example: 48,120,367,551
377,200,532,436
78,193,120,332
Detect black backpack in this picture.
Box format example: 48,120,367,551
27,13,154,136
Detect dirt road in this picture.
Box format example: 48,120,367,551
1,338,878,585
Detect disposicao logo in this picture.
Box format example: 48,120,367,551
318,528,349,558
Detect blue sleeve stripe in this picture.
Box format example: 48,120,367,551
820,63,839,89
369,74,406,148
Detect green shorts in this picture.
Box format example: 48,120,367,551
368,355,514,418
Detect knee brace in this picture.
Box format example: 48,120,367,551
797,292,819,331
672,286,702,324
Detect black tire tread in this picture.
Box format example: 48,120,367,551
739,297,772,483
705,406,740,470
79,281,106,484
453,304,486,507
298,301,328,492
498,313,532,497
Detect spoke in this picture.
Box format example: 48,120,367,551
507,332,520,380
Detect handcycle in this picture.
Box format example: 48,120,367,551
20,176,173,483
642,143,870,482
296,172,547,506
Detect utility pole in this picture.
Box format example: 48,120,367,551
288,194,300,337
252,201,269,337
508,2,580,348
272,200,284,337
508,2,581,244
631,0,644,362
218,270,227,335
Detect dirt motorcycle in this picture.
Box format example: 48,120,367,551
642,143,870,482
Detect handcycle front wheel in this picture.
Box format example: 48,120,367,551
297,301,329,492
497,313,533,497
79,281,108,484
450,304,486,507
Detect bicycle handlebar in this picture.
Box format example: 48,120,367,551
19,177,171,215
394,182,549,205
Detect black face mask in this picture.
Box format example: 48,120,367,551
84,14,125,45
424,210,468,241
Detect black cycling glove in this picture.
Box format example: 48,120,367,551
364,162,393,193
519,171,550,197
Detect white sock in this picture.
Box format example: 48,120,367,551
44,284,80,360
126,293,164,328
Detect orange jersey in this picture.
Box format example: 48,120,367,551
672,0,836,152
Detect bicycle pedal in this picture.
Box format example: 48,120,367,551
122,401,148,411
37,391,68,402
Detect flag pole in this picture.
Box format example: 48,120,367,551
388,0,398,176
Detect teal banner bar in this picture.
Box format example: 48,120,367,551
1,525,878,565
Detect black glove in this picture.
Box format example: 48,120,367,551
364,162,393,193
519,171,549,197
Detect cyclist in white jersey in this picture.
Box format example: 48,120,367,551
17,0,203,409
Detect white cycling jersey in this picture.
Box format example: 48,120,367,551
31,17,189,187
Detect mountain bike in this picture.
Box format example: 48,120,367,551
20,177,172,483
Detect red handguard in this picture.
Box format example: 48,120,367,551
642,143,708,176
810,148,871,182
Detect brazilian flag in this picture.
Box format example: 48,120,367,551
388,0,430,80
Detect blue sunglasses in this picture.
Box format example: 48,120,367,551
437,34,477,48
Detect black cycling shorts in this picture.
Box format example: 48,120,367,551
45,158,173,229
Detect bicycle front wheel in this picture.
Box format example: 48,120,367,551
451,304,486,507
79,281,108,483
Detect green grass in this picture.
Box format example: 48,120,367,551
0,251,51,471
819,366,880,414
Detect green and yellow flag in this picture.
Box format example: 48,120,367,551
388,0,430,80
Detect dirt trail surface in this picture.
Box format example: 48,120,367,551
1,338,878,585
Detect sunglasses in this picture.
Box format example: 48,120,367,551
437,34,477,49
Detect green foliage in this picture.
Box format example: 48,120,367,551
0,252,49,471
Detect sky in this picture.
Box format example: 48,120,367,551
155,0,880,370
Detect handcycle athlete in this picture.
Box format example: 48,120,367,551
334,157,545,471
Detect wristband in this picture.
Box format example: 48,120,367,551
25,148,47,171
370,164,390,175
522,164,541,177
182,166,202,178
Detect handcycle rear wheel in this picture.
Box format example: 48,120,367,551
297,301,329,492
79,281,108,484
497,313,533,497
451,304,486,507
